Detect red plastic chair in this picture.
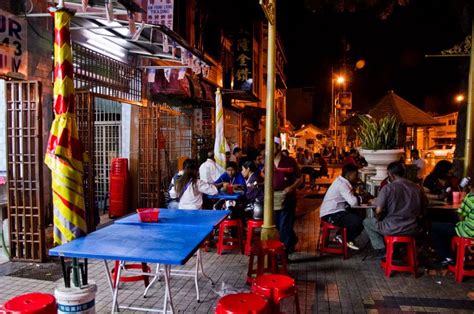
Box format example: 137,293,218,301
245,219,264,256
247,240,288,284
217,219,244,255
215,293,270,314
1,293,56,314
251,274,301,314
318,220,348,259
380,235,417,278
448,236,474,283
111,262,151,288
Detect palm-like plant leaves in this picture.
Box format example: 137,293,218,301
356,115,400,150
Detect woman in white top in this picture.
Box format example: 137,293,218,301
169,159,218,209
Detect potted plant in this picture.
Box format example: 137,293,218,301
356,115,404,180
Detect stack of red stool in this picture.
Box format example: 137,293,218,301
247,240,288,284
448,236,474,283
245,219,264,256
111,261,151,288
217,219,244,255
251,274,300,314
109,158,129,218
319,220,348,259
215,293,270,314
381,235,417,278
1,293,56,314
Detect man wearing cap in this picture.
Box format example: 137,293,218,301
273,136,302,254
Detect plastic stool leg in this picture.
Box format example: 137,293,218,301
455,240,465,283
217,224,224,255
342,227,348,259
294,290,301,314
384,238,393,277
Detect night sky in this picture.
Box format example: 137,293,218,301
278,0,471,127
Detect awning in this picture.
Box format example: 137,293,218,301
221,89,260,103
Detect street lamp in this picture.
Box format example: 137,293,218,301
455,94,465,103
331,74,346,153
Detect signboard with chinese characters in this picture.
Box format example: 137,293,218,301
233,29,253,92
0,10,27,76
337,92,352,110
147,0,174,29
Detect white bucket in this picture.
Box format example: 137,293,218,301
55,282,97,314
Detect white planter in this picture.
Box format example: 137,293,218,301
360,149,404,180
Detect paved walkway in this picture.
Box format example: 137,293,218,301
0,189,473,313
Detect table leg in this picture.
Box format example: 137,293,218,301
111,260,123,313
143,263,162,298
103,260,115,296
194,255,200,302
163,265,175,314
72,258,80,287
197,250,214,285
60,257,70,288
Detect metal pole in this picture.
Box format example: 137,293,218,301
464,18,474,176
261,0,278,240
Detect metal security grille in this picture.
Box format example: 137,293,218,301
75,91,96,231
73,44,142,104
94,98,122,213
138,104,161,208
160,106,193,180
5,81,45,262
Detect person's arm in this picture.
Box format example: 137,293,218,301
214,174,225,188
373,188,387,220
197,180,218,195
340,182,360,207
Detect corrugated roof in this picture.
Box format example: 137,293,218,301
368,91,441,126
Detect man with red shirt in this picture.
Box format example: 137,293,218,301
273,139,302,254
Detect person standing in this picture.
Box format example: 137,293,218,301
199,151,222,183
169,159,218,210
320,164,364,250
230,147,243,166
411,149,426,180
273,138,302,254
363,162,427,258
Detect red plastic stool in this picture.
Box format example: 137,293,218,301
245,219,264,256
215,292,270,314
448,236,474,283
217,219,244,255
251,274,301,314
2,293,56,314
318,220,348,259
380,235,417,278
111,261,151,288
247,240,288,284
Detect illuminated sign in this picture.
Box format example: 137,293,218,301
0,10,27,76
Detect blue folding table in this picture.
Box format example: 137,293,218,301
50,223,214,313
205,191,244,201
115,209,230,301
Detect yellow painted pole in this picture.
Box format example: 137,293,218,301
464,18,474,176
261,0,278,240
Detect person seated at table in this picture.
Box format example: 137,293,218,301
255,152,265,174
169,159,218,210
320,163,365,251
301,149,313,165
423,160,460,200
313,153,328,178
343,149,360,168
411,149,426,181
214,161,246,192
241,161,264,220
363,162,428,259
431,179,474,267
